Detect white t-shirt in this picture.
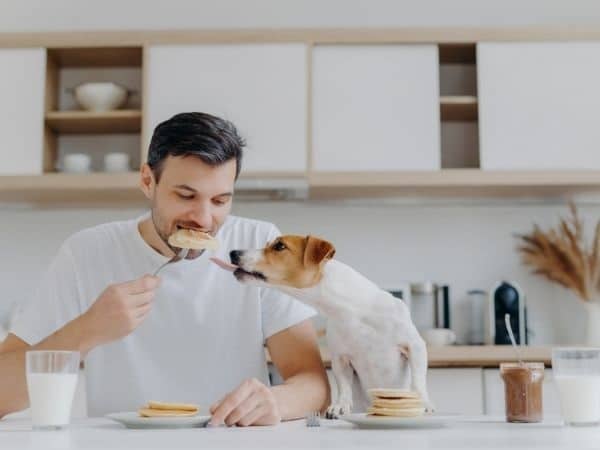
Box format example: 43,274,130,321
11,214,315,417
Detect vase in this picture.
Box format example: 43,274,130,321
585,301,600,346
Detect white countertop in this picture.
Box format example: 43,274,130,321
1,415,598,449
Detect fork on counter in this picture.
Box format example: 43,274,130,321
305,411,321,427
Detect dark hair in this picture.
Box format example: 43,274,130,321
147,112,245,182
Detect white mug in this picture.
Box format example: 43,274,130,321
422,328,456,346
61,153,91,173
103,152,130,172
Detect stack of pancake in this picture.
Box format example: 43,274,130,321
367,389,425,418
138,401,200,418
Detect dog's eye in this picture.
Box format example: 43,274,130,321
273,241,287,251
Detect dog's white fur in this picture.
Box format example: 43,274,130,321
233,249,433,417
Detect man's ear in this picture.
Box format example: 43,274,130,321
303,235,336,267
139,163,156,200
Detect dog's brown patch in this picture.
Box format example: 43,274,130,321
249,235,336,288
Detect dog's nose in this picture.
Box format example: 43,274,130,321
230,250,242,265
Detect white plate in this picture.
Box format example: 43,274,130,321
106,412,211,429
340,413,450,429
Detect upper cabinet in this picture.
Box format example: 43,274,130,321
478,42,600,170
311,45,440,172
0,48,46,175
145,44,308,173
5,30,600,203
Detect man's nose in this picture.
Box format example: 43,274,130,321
187,204,213,230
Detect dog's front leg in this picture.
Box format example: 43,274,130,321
325,354,354,419
406,338,435,413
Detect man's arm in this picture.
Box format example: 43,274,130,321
0,275,159,419
268,319,330,420
0,318,94,417
209,319,330,426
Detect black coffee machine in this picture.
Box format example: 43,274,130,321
488,281,527,345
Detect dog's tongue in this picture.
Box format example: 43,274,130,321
210,257,238,272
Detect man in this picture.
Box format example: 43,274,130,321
0,112,329,426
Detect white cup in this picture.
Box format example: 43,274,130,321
422,328,456,346
26,350,80,430
61,153,91,173
103,152,130,172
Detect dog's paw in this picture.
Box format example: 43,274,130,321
325,403,351,419
423,400,436,414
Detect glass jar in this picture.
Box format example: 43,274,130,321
500,362,544,423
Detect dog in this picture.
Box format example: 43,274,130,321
211,235,432,417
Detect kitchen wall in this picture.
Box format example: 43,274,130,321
1,199,596,345
1,0,598,344
3,0,600,30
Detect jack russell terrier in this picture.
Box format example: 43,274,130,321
211,235,433,417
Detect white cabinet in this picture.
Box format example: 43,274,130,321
312,44,440,172
0,48,45,175
483,368,561,417
478,42,600,170
427,368,484,414
145,44,308,173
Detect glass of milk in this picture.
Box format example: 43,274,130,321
25,350,80,430
552,347,600,426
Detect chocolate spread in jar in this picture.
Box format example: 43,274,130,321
500,362,544,423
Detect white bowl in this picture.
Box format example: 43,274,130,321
72,82,129,112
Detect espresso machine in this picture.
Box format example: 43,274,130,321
487,281,527,345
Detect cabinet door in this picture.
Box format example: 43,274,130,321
427,368,484,414
312,45,440,172
478,42,600,170
483,368,561,417
145,44,307,173
0,48,45,175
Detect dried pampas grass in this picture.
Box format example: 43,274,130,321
516,202,600,302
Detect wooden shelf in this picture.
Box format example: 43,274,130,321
440,96,478,121
4,27,600,48
0,171,304,204
47,47,142,67
309,169,600,198
0,172,143,204
45,110,142,134
3,170,600,204
439,43,476,64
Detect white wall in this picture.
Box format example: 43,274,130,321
2,0,600,31
0,0,596,345
0,199,594,345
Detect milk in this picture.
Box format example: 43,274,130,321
555,375,600,425
26,373,78,428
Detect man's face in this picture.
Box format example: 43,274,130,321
145,156,236,259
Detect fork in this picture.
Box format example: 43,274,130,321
153,248,190,276
305,411,321,427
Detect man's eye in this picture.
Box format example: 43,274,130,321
177,193,194,200
273,242,286,251
213,199,228,206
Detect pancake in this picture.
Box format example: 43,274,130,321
371,397,423,409
368,388,420,400
168,229,219,250
138,408,198,418
367,406,425,417
147,400,199,412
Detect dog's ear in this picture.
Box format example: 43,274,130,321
303,235,336,267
